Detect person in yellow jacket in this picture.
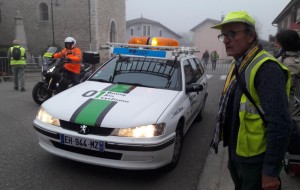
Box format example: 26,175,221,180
53,37,82,85
211,11,292,190
8,40,27,91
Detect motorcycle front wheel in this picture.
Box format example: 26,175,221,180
32,82,52,105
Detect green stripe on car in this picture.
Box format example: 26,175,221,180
70,84,135,126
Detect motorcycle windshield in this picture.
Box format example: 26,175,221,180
42,46,58,66
46,47,57,54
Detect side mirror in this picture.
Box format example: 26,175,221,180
186,83,203,93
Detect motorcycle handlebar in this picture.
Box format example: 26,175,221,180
60,58,72,63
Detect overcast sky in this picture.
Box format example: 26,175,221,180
126,0,291,40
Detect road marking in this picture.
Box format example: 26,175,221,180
220,75,227,80
206,75,213,79
206,75,227,80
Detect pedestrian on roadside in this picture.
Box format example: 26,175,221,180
273,41,284,59
211,50,218,70
7,39,27,91
275,29,300,115
202,50,209,69
210,11,292,190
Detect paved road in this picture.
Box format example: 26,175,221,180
0,75,223,190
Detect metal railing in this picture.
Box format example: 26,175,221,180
0,57,11,82
0,57,42,82
200,58,232,75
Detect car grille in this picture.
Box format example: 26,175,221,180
51,141,122,160
60,120,114,136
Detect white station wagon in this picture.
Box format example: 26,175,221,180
33,37,208,170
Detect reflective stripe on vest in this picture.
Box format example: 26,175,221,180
10,46,26,65
236,50,291,157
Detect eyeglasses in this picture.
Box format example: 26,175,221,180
218,30,247,42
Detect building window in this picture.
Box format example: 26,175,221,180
159,29,162,37
130,28,134,36
39,3,49,21
283,17,288,29
297,8,300,23
110,21,117,43
143,25,151,36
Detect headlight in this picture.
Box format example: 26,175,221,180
36,107,60,126
47,66,56,73
111,123,165,138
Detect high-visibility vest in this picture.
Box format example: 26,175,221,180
10,46,26,65
236,50,291,157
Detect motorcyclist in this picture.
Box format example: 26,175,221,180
53,37,82,85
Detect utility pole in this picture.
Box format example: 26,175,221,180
50,0,55,46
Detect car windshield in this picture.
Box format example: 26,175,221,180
89,56,181,90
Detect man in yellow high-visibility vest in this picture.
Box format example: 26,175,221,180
8,40,27,91
211,11,292,190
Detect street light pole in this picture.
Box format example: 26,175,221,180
50,0,55,46
88,0,92,50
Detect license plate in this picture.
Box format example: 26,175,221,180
60,134,105,152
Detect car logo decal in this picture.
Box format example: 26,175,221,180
79,125,88,134
70,84,136,127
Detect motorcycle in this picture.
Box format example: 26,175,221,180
32,47,92,105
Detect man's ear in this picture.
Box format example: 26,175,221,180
248,31,256,43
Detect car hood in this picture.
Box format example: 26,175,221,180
42,81,180,128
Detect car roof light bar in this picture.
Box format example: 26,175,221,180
100,43,200,59
106,42,179,50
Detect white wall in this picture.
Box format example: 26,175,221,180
193,22,229,60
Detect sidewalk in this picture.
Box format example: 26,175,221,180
197,144,300,190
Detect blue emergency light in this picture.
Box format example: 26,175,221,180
113,47,167,58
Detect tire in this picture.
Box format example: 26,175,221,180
32,82,52,105
164,122,184,171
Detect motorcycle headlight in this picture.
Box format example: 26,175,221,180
36,107,60,126
111,123,165,138
47,66,56,73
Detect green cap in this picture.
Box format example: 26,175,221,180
212,11,255,30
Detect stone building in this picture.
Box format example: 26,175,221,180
0,0,126,62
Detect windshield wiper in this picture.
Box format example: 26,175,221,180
89,78,111,83
116,81,151,88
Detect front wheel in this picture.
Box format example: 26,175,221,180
163,122,184,171
32,82,52,105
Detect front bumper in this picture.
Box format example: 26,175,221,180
33,119,175,170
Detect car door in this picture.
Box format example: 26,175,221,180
182,59,200,125
186,58,207,117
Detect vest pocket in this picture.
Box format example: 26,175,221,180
237,111,266,157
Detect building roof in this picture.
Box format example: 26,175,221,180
272,0,295,24
126,17,182,39
190,18,220,31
